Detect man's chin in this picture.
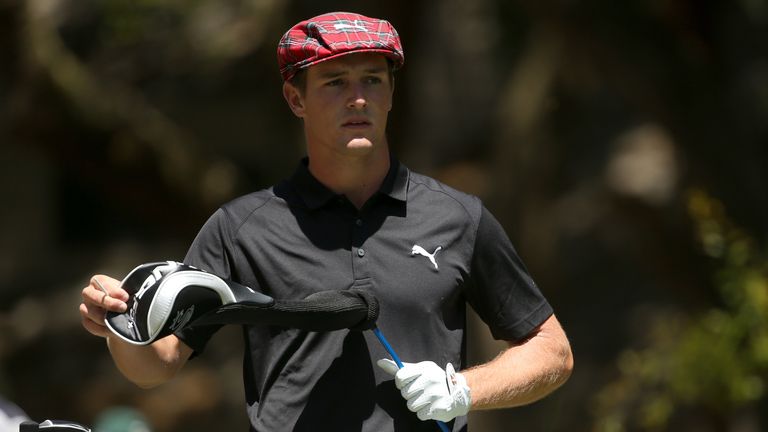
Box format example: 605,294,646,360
346,138,375,150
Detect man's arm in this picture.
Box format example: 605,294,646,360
79,275,193,388
463,314,573,410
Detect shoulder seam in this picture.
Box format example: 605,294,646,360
225,194,281,238
219,192,282,273
408,176,480,226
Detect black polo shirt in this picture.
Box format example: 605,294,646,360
178,157,553,432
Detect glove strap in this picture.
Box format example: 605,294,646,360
445,363,472,413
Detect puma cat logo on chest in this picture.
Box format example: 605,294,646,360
411,245,442,270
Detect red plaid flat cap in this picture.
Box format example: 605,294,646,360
277,12,404,81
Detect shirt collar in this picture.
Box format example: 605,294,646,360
290,156,409,210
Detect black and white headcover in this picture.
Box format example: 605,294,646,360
105,261,380,346
105,261,273,345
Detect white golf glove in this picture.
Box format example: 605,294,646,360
377,359,471,422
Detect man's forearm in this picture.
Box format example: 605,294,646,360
462,314,573,410
107,334,191,389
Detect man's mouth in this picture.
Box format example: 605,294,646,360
342,119,371,128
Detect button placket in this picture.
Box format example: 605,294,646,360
351,214,369,280
354,218,366,259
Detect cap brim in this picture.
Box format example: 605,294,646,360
283,49,402,81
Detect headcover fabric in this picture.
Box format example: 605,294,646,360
105,261,379,345
191,287,380,331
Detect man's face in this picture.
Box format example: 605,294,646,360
283,53,394,157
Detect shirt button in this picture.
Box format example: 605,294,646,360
357,248,365,257
355,219,363,227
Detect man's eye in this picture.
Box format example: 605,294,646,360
365,76,383,84
326,79,343,87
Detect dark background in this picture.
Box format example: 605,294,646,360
1,0,767,431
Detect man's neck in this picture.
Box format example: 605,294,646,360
307,147,390,209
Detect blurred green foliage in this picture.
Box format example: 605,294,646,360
593,189,768,431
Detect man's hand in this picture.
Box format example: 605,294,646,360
79,275,129,338
79,274,192,388
377,359,471,422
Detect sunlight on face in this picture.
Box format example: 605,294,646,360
293,53,394,158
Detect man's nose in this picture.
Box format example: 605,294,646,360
347,86,367,109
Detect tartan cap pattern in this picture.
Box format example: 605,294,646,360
278,12,404,81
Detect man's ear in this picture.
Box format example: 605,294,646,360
283,81,305,118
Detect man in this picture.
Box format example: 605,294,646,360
79,11,573,431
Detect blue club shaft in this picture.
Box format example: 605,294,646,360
372,327,451,432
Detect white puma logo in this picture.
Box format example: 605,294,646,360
334,22,367,31
411,245,442,270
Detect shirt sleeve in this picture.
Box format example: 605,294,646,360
174,208,235,355
464,205,553,341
